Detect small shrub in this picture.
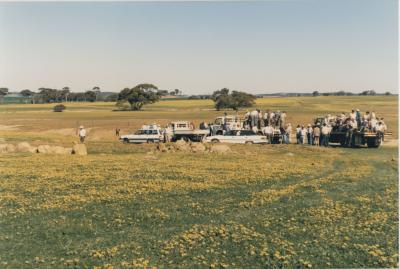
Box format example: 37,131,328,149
53,104,66,112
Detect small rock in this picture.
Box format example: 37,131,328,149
37,145,51,154
210,144,231,154
16,142,36,153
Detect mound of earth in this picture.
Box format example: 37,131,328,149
0,144,16,153
0,142,82,155
16,142,37,153
72,143,87,155
155,141,228,154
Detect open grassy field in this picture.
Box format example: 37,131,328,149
0,96,398,268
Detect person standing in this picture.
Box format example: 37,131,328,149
313,124,321,146
306,124,313,145
300,125,307,144
285,123,292,144
250,109,259,129
321,123,330,147
269,111,275,126
78,126,86,143
280,111,287,128
115,128,120,137
363,111,370,121
371,111,376,120
356,109,361,128
263,125,274,144
296,125,302,144
350,110,357,121
263,110,270,126
340,112,346,121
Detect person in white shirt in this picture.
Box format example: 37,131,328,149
263,125,274,144
301,126,307,144
78,126,86,143
376,122,385,142
340,112,346,121
321,123,330,147
280,111,287,128
164,125,173,142
350,119,358,129
306,124,313,145
350,110,356,121
250,110,259,129
371,111,376,120
363,111,370,121
370,118,377,130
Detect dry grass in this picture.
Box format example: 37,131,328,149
0,96,398,268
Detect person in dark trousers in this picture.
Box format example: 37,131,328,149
306,124,313,145
321,123,330,147
356,109,362,129
78,126,86,143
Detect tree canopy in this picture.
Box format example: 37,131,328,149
0,88,9,96
20,89,35,97
211,88,256,111
117,83,161,111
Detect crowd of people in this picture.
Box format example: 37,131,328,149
238,109,387,147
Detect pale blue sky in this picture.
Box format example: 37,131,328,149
0,1,398,94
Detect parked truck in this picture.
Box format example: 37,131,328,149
167,121,209,142
314,117,389,148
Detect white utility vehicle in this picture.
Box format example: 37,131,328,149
167,121,209,142
120,124,164,143
205,130,267,144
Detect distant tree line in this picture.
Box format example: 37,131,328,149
312,90,392,97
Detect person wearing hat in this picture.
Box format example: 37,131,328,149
78,126,86,143
306,124,313,145
296,125,302,144
313,124,321,146
300,125,307,144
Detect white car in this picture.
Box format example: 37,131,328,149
120,124,164,143
205,130,267,144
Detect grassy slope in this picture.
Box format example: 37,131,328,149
0,96,398,268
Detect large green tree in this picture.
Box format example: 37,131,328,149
117,84,160,110
20,89,35,97
211,88,255,111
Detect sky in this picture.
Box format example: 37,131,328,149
0,0,398,94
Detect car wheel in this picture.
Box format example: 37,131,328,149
147,139,154,143
123,138,129,144
245,141,253,144
211,139,220,143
